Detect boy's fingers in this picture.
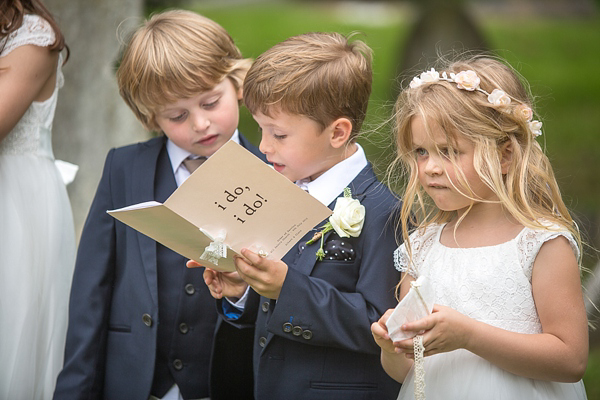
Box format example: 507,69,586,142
240,248,263,266
186,259,203,268
203,268,216,283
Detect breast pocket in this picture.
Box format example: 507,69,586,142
311,259,360,292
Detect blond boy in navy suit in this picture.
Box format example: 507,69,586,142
54,10,262,400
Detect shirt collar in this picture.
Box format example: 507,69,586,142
167,129,240,173
296,143,368,206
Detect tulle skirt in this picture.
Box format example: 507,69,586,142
0,153,76,400
398,349,587,400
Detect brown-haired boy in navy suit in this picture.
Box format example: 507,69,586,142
193,32,402,400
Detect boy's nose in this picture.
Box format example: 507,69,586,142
258,134,271,155
192,114,210,132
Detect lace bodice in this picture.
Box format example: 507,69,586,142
0,14,63,158
394,224,578,334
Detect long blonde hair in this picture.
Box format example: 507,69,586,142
390,55,581,265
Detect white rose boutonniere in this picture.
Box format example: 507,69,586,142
306,187,365,261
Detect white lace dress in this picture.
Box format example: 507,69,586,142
394,223,587,400
0,15,76,400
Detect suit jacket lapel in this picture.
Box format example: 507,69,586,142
238,132,267,162
131,136,172,307
290,163,379,276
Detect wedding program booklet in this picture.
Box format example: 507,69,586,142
107,141,332,272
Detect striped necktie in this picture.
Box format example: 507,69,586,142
182,156,207,173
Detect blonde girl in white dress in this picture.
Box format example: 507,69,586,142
0,1,76,398
371,56,588,399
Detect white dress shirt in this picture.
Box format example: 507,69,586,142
295,142,368,205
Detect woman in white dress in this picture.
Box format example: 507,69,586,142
371,56,589,399
0,1,76,398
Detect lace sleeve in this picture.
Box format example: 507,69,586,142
393,245,417,278
392,225,442,279
517,226,580,281
1,15,56,57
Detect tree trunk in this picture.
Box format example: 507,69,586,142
45,0,148,238
397,0,488,91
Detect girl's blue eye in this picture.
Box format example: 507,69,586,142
273,134,287,140
440,147,457,158
415,148,427,157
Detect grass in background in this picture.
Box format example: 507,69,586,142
483,17,600,214
165,1,599,395
188,4,600,215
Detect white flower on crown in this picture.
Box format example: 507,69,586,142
487,89,511,106
408,66,543,140
409,77,423,89
410,68,440,88
454,70,480,91
514,104,534,121
420,68,440,83
528,120,543,137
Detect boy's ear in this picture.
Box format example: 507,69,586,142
500,140,513,174
329,117,353,149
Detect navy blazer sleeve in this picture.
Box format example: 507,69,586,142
268,183,400,354
54,149,119,398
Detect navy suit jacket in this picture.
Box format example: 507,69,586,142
54,135,263,400
221,164,402,400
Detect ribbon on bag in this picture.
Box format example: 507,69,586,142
386,276,435,400
199,229,228,265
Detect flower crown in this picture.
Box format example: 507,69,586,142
409,68,543,138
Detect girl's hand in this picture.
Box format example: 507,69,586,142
394,304,473,358
233,248,288,299
185,260,248,299
371,309,397,354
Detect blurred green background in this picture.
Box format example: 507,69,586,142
147,0,600,395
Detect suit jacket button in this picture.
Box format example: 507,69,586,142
185,283,195,295
302,329,313,340
261,301,270,312
142,314,153,327
173,359,183,370
179,323,189,334
292,326,303,336
259,336,267,347
282,322,293,333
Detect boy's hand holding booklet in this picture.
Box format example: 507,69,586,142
107,141,332,272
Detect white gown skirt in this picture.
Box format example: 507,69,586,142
398,349,587,400
0,153,76,400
